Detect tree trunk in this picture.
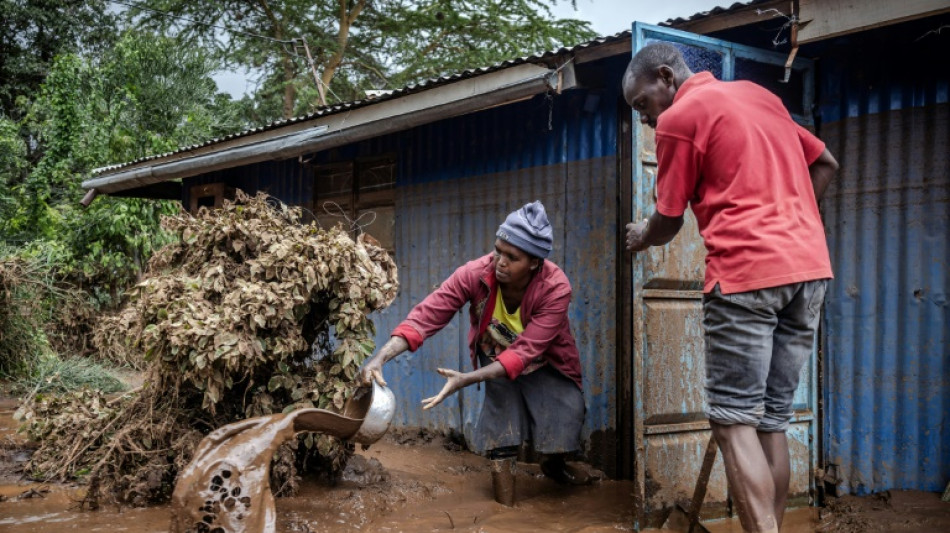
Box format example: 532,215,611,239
320,0,366,98
282,54,296,118
257,0,296,118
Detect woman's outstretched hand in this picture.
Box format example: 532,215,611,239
359,336,410,387
421,368,469,410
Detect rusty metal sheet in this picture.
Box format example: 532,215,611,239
644,430,729,525
642,298,705,423
642,421,812,528
819,31,950,495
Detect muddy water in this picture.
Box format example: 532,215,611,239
0,438,820,533
168,408,365,533
4,396,945,533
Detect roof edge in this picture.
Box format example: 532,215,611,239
84,63,566,194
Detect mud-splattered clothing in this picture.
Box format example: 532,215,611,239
391,253,582,388
477,290,549,376
469,353,584,454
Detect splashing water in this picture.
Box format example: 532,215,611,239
169,388,379,533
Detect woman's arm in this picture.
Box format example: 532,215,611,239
421,361,507,410
359,336,409,386
359,257,485,386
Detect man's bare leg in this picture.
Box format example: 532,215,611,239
757,431,790,530
710,422,779,533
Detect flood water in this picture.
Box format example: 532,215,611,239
169,407,366,533
5,396,934,533
0,430,816,532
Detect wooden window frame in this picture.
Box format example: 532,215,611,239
189,183,236,213
313,154,396,251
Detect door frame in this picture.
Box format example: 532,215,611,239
622,22,818,529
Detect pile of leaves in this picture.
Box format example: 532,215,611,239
17,191,398,506
0,256,53,376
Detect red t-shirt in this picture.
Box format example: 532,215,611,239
655,71,833,294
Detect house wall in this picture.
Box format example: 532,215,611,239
818,17,950,495
186,55,630,475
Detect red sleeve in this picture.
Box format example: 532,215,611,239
796,123,826,165
391,323,424,352
655,132,704,217
494,282,571,380
391,261,477,352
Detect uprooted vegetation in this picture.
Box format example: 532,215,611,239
16,191,398,506
0,256,53,377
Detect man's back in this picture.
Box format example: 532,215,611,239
654,72,833,293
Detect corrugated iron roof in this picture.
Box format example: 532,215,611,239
661,0,774,27
93,31,631,176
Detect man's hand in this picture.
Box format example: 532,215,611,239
625,219,650,252
625,212,684,252
421,368,469,410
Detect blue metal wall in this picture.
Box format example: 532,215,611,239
818,25,950,495
374,56,625,473
188,55,628,472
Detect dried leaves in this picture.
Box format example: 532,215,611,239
20,191,399,505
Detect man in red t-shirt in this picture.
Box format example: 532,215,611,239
622,43,838,533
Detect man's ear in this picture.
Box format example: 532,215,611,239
658,65,675,88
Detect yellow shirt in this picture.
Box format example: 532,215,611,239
493,289,524,335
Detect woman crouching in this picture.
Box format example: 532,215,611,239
359,201,590,505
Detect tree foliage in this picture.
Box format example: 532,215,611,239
131,0,595,121
0,29,245,371
20,192,399,505
1,31,243,294
0,0,117,118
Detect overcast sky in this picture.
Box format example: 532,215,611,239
212,0,728,98
550,0,727,35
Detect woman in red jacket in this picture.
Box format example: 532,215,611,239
360,201,589,504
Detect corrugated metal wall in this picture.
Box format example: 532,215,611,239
378,57,624,475
818,23,950,495
188,55,628,474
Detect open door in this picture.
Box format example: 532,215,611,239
626,23,818,528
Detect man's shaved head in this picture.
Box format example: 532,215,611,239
622,42,694,129
624,42,690,85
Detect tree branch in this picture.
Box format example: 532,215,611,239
320,0,366,98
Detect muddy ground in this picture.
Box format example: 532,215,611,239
1,397,948,532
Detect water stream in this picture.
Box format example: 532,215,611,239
170,388,376,533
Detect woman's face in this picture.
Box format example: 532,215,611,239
492,239,539,286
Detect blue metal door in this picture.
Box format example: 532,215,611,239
628,22,817,528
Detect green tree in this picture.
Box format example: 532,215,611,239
131,0,594,122
0,0,117,118
0,117,28,225
2,31,243,295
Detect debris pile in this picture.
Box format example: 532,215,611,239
0,257,50,375
17,191,398,506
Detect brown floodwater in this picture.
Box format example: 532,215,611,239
168,407,365,533
2,396,947,533
0,431,813,533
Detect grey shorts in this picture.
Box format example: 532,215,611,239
702,280,827,432
469,353,586,454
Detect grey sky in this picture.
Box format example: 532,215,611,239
212,0,728,98
549,0,728,35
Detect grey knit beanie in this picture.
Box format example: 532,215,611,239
496,201,553,259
